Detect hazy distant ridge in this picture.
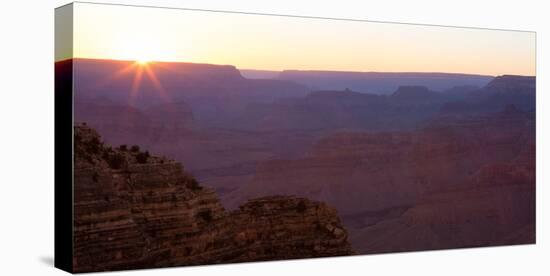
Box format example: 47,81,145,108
240,69,494,94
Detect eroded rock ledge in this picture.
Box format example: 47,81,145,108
73,124,354,272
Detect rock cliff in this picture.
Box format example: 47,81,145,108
73,124,353,272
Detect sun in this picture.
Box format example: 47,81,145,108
136,58,151,65
110,35,181,65
112,38,157,65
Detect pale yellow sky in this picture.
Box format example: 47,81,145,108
63,2,536,76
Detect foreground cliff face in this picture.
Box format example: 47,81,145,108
73,124,353,272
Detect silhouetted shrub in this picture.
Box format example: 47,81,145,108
136,151,150,164
130,145,140,152
119,144,127,151
102,150,110,161
86,137,101,154
197,210,213,222
296,200,307,213
107,153,125,169
187,178,202,191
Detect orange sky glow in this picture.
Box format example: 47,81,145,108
57,2,536,76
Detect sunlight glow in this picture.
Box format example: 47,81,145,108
111,37,170,64
90,60,169,106
136,59,150,65
71,2,536,76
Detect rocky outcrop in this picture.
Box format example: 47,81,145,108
484,75,536,93
439,75,536,115
73,124,353,272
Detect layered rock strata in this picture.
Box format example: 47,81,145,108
73,124,353,272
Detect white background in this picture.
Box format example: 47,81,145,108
0,0,548,275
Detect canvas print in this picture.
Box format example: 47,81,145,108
55,2,536,273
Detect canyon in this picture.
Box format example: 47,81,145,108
71,58,536,256
228,105,535,252
74,124,354,272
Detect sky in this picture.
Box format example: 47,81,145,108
57,2,536,76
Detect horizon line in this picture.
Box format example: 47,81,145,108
55,57,540,78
